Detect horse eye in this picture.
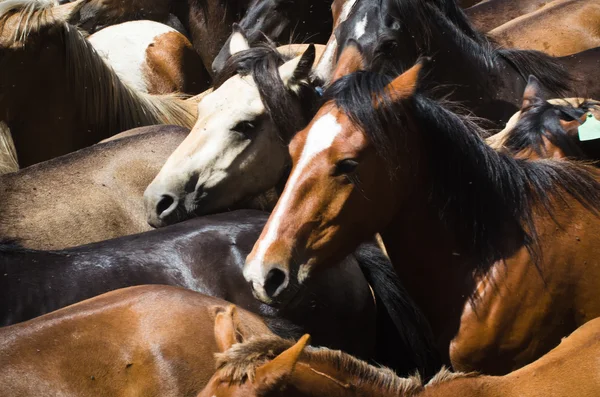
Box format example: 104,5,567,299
232,121,256,136
335,159,359,175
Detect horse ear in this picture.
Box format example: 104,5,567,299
331,40,365,82
229,23,250,56
385,59,427,101
254,334,311,391
279,45,316,90
214,305,240,352
521,75,546,111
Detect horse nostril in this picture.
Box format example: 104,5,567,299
264,268,287,298
156,194,177,218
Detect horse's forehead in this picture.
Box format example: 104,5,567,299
201,75,264,117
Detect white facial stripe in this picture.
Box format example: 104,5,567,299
314,36,337,83
340,0,358,22
245,113,343,283
354,14,368,39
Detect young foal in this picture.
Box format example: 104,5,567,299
243,58,600,374
0,0,197,166
199,317,600,396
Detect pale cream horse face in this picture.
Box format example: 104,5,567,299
144,39,315,228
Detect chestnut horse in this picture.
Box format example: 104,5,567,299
198,317,600,396
242,58,600,374
0,286,273,396
0,125,188,250
487,77,600,161
88,20,210,94
489,0,600,56
320,0,600,126
0,0,197,167
211,0,333,74
144,41,321,227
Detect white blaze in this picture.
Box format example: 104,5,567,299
244,113,343,288
354,14,368,39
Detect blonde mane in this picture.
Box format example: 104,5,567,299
1,0,197,138
214,336,424,396
0,122,18,175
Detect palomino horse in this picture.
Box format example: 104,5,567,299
199,317,600,397
0,286,273,396
144,40,322,227
242,58,600,374
321,0,600,126
89,20,210,94
211,0,333,74
487,77,600,161
489,0,600,56
0,0,197,167
0,125,188,250
1,210,440,375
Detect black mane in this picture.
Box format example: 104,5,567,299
324,70,600,269
213,42,318,142
504,100,600,161
375,0,571,96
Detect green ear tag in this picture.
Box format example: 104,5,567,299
578,113,600,141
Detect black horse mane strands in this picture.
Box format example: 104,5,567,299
323,69,600,270
213,41,319,143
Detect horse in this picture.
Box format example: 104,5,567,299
488,0,600,56
88,20,211,94
211,0,333,74
486,77,600,161
0,0,197,167
144,38,322,227
320,0,600,126
465,0,556,32
0,285,274,396
242,54,600,374
0,209,441,376
198,317,600,397
0,121,18,174
0,125,188,250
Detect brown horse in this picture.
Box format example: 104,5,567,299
0,125,188,250
488,0,600,56
487,77,600,161
0,285,273,397
88,20,211,94
242,55,600,374
0,0,197,167
465,0,556,32
198,317,600,396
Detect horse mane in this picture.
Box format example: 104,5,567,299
379,0,571,97
503,100,600,161
324,71,600,270
214,336,425,395
0,0,197,133
0,121,18,174
213,42,319,142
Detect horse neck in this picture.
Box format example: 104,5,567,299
418,374,505,397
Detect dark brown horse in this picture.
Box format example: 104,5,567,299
198,317,600,397
242,56,600,374
321,0,600,126
0,286,273,397
211,0,333,74
0,210,441,376
0,0,197,167
0,125,188,250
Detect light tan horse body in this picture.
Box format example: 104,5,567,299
0,125,188,250
0,286,273,397
465,0,556,31
489,0,600,56
0,0,197,167
199,317,600,396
